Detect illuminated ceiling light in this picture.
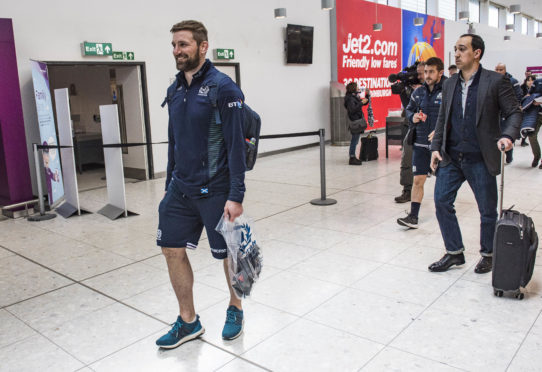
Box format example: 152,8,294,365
509,4,521,14
274,8,286,19
506,24,515,31
414,17,424,26
458,11,469,21
321,0,334,10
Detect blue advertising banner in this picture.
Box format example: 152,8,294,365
401,10,445,68
30,60,64,206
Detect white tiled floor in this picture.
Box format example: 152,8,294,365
1,136,542,371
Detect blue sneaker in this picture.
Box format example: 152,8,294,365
156,315,205,349
222,305,244,340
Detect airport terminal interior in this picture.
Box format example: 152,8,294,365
2,0,542,371
2,142,542,371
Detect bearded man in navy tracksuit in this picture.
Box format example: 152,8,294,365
156,20,247,349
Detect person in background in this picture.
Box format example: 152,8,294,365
522,74,536,96
428,34,522,274
495,63,523,162
344,82,369,165
448,64,458,76
397,57,446,229
522,75,542,167
394,62,426,203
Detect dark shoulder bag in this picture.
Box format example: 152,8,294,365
348,117,367,134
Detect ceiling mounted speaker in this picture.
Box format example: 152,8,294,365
509,5,521,14
373,23,383,32
504,35,511,41
537,33,542,39
274,8,286,19
321,0,334,10
506,24,515,31
433,32,441,40
458,11,469,21
414,17,424,26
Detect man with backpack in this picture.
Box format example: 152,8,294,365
156,20,247,349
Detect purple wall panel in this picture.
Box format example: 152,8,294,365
0,18,33,204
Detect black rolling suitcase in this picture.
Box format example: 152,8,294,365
492,148,538,299
360,131,378,161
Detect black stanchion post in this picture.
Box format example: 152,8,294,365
311,129,337,206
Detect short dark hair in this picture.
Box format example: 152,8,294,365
425,57,444,71
449,64,457,70
346,82,358,94
460,33,485,60
417,60,426,67
170,20,208,46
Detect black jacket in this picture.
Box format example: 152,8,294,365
344,92,368,121
430,68,522,176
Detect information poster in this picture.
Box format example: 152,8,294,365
336,0,402,129
402,10,445,68
30,60,64,206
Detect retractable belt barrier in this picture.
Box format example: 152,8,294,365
37,141,169,151
252,129,337,206
33,128,337,208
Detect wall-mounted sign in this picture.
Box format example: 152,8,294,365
82,42,113,56
112,51,135,60
214,48,235,60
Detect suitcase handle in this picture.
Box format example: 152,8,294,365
499,144,505,218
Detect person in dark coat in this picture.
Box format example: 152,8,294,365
344,82,369,165
521,76,542,167
495,63,523,161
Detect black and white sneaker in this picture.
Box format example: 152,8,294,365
397,214,418,229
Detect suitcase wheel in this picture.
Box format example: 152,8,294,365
515,292,525,300
494,290,504,297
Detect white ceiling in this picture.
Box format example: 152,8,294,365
492,0,542,22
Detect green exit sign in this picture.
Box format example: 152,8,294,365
215,48,235,60
112,51,135,60
82,42,113,56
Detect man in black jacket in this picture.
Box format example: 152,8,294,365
394,62,425,203
495,63,524,158
428,34,522,274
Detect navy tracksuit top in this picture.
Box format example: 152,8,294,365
165,59,246,203
406,77,445,146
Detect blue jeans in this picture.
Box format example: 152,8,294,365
434,155,498,257
349,133,361,158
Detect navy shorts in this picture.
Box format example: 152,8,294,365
412,145,431,176
157,181,228,259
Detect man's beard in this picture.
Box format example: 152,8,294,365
176,52,201,71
